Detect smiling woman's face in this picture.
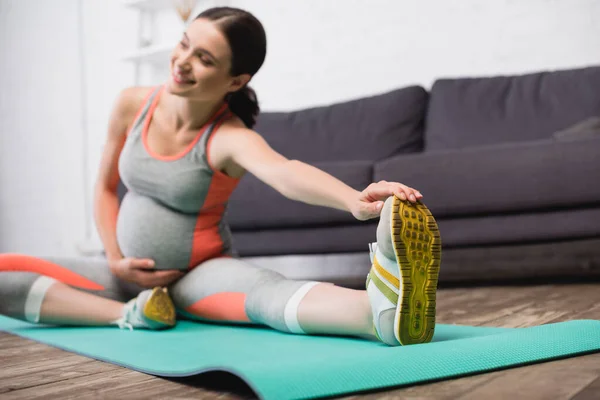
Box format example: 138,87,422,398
166,18,238,101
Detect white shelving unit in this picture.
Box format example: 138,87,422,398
121,0,182,84
122,43,173,66
122,0,176,11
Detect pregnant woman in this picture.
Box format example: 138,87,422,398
0,7,441,346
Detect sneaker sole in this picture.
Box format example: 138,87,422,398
391,196,441,345
143,287,176,328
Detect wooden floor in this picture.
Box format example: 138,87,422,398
1,282,600,399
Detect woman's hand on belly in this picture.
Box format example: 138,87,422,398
109,257,185,288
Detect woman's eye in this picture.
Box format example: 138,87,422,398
199,56,214,66
179,41,188,48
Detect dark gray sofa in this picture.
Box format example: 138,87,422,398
230,65,600,287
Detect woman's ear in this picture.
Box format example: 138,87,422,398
229,74,251,93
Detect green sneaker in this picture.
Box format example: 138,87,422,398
114,287,176,330
366,196,441,345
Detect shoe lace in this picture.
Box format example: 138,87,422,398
369,242,378,263
116,320,134,331
115,299,137,331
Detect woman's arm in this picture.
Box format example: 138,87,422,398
216,127,423,220
94,90,129,261
94,87,149,262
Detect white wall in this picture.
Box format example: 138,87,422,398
0,0,87,256
1,0,599,256
246,0,600,110
0,0,137,256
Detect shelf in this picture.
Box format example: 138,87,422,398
121,0,175,11
122,43,174,65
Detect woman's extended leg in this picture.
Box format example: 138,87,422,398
0,255,175,329
170,196,440,346
170,257,375,339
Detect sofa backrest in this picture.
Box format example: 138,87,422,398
253,86,428,162
424,65,600,151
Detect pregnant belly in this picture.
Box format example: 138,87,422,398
116,192,198,270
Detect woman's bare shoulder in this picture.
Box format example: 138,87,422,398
107,86,156,135
115,86,155,118
104,86,156,140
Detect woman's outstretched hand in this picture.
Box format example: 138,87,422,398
351,180,423,221
109,257,185,288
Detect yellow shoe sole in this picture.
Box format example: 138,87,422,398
143,287,176,328
391,196,441,345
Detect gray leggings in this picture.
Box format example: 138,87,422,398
0,254,318,333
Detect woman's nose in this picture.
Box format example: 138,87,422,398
175,61,191,72
175,51,193,69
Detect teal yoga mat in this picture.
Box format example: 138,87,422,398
1,315,600,399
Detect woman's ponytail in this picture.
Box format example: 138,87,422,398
226,85,259,129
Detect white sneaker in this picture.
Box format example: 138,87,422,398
114,287,176,330
367,242,401,346
366,196,441,345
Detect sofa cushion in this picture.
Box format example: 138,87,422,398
231,223,377,257
254,86,428,162
435,239,600,283
435,207,600,248
374,136,600,218
227,160,373,230
230,207,600,257
425,66,600,151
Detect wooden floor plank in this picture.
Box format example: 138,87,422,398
0,361,118,394
0,355,94,381
456,352,600,400
98,376,245,400
435,285,554,327
571,376,600,400
1,342,86,369
0,333,37,350
1,369,155,400
343,373,498,400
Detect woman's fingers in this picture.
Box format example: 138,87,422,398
133,269,184,288
362,181,424,204
391,183,421,203
128,258,155,269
